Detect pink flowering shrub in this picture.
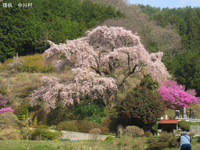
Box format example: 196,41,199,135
0,107,15,114
0,94,14,114
157,80,200,109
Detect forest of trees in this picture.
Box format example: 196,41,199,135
139,5,200,50
0,0,124,61
139,4,200,96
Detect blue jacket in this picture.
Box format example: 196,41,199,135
177,135,191,146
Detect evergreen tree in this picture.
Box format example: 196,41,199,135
0,0,124,61
167,50,200,96
117,86,165,130
154,14,166,28
17,106,29,120
0,0,36,61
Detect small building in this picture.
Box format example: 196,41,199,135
158,119,178,132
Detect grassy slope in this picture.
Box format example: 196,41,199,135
1,137,200,150
1,55,200,121
0,137,147,150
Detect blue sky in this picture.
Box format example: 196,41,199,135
128,0,200,9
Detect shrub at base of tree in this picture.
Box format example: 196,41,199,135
159,131,171,142
147,136,157,144
56,120,109,134
0,127,22,140
56,121,79,132
105,136,114,141
0,112,23,140
168,137,179,147
30,128,61,141
147,132,179,149
178,120,190,131
0,112,20,128
122,125,144,137
147,142,169,150
144,131,153,138
101,117,111,128
117,86,165,130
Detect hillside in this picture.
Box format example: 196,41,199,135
139,5,200,96
0,0,200,137
0,0,124,61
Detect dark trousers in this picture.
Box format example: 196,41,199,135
180,144,191,150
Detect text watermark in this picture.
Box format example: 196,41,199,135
2,3,32,8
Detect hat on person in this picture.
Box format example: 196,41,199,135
182,131,187,135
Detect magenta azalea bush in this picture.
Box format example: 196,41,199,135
157,80,200,109
0,94,14,114
0,107,15,114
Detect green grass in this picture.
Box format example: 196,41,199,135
188,122,200,126
1,137,200,150
0,140,89,150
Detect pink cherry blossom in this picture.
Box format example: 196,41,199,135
31,69,118,113
31,26,171,112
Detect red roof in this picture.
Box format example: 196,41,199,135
158,119,178,124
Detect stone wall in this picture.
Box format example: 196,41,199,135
62,131,111,141
176,118,199,122
190,126,200,136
